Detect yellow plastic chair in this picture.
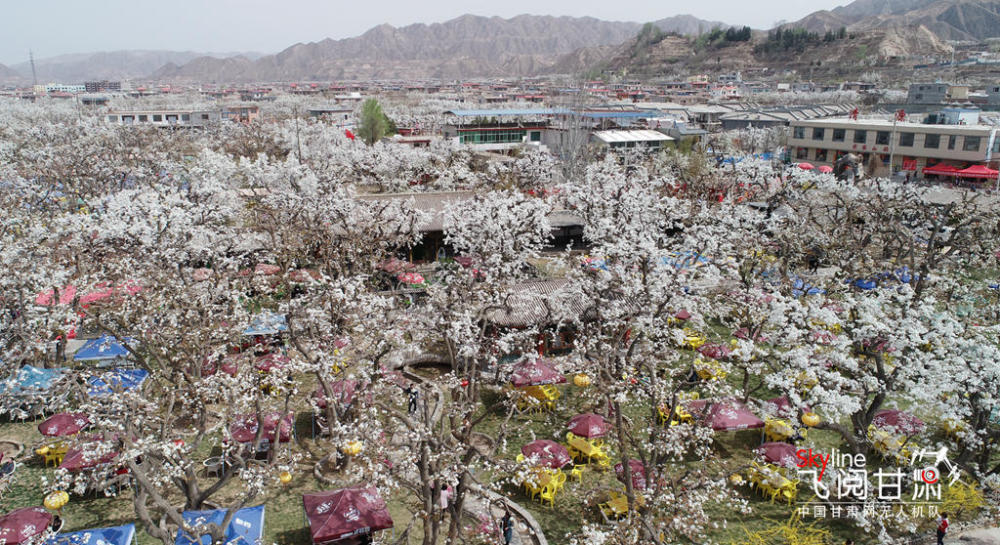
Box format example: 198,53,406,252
569,465,585,483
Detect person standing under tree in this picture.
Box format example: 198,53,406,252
501,511,514,545
405,385,419,415
937,512,949,545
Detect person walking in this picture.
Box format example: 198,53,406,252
936,512,949,545
501,511,514,545
405,386,419,415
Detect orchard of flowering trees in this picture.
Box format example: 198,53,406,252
0,94,999,545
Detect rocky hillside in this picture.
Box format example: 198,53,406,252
8,50,261,84
0,64,22,84
790,0,1000,41
155,15,649,82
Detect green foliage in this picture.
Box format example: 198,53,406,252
694,25,752,51
756,26,846,54
357,98,396,146
637,22,666,45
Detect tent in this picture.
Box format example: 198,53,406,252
0,507,53,545
0,366,67,396
87,369,149,397
49,523,136,545
510,358,566,388
922,164,959,176
686,399,764,431
956,164,999,179
303,487,393,545
243,313,287,336
73,335,135,363
174,505,265,545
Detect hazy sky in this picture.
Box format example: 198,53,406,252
0,0,848,65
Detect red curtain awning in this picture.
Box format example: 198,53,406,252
956,164,999,179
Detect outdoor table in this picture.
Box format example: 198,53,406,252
567,435,607,465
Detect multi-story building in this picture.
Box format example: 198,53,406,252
45,83,85,94
787,118,1000,177
105,109,222,127
907,82,951,105
84,80,121,93
988,84,1000,107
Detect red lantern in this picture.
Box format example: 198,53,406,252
173,439,185,447
460,379,469,387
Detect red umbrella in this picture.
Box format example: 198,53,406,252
520,440,571,469
757,442,799,468
0,507,53,545
567,413,609,438
313,380,367,409
698,343,732,360
797,163,815,171
38,413,90,437
510,358,566,387
762,396,808,419
201,356,239,377
817,165,834,173
229,412,294,443
303,486,393,544
614,459,648,490
59,441,119,472
872,409,924,435
686,399,764,431
254,353,290,373
674,309,692,321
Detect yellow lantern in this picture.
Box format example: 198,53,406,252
343,441,363,457
573,374,591,388
44,490,69,512
279,470,292,485
801,412,821,428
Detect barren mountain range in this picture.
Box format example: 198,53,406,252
1,0,998,85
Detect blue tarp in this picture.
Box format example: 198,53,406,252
791,276,826,297
174,505,265,545
74,335,134,362
658,252,711,270
243,313,287,336
0,365,67,395
87,369,149,397
49,524,135,545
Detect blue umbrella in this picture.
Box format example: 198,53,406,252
0,366,67,395
87,369,149,397
73,335,134,362
175,505,265,545
243,313,287,336
48,524,135,545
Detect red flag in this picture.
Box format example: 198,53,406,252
895,109,906,122
849,108,859,121
345,129,355,140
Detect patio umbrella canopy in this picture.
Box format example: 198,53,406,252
872,409,925,435
174,505,265,545
59,440,119,472
303,487,393,544
686,399,765,431
73,335,134,362
312,379,366,409
0,507,53,545
567,413,609,438
797,162,815,170
229,412,294,443
521,440,572,469
757,442,799,468
87,369,150,397
50,523,136,545
254,353,290,373
39,413,90,437
762,396,807,419
510,358,566,387
818,165,834,173
614,459,648,490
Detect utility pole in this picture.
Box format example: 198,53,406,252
29,49,38,87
